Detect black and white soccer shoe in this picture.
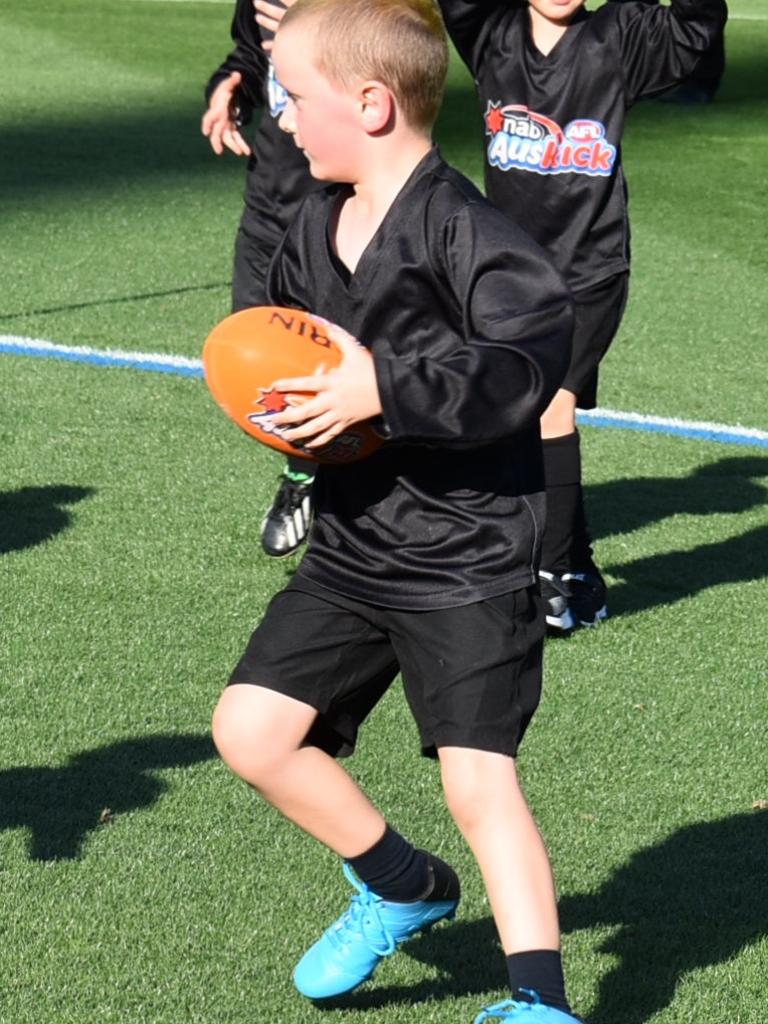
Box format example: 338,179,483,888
261,474,314,557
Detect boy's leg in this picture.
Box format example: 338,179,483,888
440,747,578,1022
388,590,579,1020
214,689,459,999
216,587,459,999
213,684,386,853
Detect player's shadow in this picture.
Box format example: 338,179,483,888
588,455,768,541
0,733,216,861
316,811,768,1021
0,484,94,555
559,810,768,1024
606,521,768,616
2,104,239,202
584,455,768,616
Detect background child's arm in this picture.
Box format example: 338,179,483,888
204,0,270,124
436,0,522,73
612,0,728,103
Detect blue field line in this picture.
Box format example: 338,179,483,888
3,333,768,450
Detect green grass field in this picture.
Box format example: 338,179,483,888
1,3,767,1023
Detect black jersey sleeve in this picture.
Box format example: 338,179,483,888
373,200,573,447
437,0,518,71
204,0,270,116
609,0,728,104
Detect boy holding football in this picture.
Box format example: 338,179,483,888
211,0,583,1021
437,0,728,634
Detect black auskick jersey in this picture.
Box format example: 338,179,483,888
267,149,574,610
205,0,318,246
439,0,728,290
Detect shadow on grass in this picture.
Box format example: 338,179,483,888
0,281,227,323
589,455,768,541
0,484,94,555
0,733,216,861
314,811,768,1022
584,454,768,617
560,810,768,1024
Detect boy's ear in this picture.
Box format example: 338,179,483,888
358,81,394,133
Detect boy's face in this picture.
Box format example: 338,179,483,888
527,0,585,23
272,22,361,182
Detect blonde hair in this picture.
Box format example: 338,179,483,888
280,0,448,131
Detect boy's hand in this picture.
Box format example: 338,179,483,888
201,72,251,156
270,323,383,451
254,0,294,51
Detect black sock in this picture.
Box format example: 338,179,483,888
541,431,595,575
506,949,571,1014
347,826,432,902
285,455,315,481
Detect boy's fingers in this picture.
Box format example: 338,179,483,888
273,375,330,393
315,320,365,353
223,128,251,156
208,119,226,154
253,0,288,23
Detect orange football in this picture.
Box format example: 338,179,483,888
202,306,382,464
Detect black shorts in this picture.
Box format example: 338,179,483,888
229,583,545,759
563,271,629,409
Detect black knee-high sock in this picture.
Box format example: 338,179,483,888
541,431,595,575
506,950,571,1014
347,826,431,902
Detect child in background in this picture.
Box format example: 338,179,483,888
212,0,584,1021
203,0,319,557
437,0,728,634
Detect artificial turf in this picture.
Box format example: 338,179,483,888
1,3,767,1023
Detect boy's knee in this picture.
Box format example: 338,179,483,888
211,683,315,786
442,773,486,828
212,689,251,769
439,747,520,830
212,687,276,784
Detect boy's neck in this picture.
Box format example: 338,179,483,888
333,135,432,273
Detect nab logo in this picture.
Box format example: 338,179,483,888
485,103,616,178
268,63,288,118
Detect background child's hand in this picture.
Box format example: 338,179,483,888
270,323,383,451
201,72,251,156
254,0,295,50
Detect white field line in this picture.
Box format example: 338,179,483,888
2,333,767,448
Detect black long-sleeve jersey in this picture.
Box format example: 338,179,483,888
438,0,728,290
205,0,317,247
267,149,574,610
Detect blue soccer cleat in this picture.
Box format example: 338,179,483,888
293,858,459,999
474,991,583,1023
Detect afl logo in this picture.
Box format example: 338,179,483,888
485,103,616,177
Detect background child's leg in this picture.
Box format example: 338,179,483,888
213,683,385,857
